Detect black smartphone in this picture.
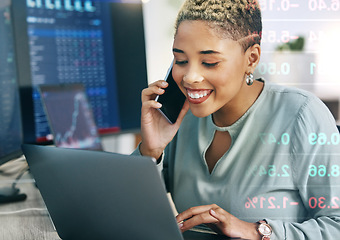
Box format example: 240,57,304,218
155,62,186,124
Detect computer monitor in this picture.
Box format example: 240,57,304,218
0,0,27,203
0,1,23,165
11,0,147,144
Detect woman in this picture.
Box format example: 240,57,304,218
134,0,340,239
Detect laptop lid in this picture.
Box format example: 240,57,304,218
22,145,233,240
22,144,184,240
38,84,103,151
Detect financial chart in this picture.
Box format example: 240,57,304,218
25,0,120,142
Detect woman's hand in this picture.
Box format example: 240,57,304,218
139,80,189,160
176,204,260,240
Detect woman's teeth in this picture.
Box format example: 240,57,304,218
188,92,208,99
187,91,210,99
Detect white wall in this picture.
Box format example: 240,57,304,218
142,0,183,84
101,133,136,154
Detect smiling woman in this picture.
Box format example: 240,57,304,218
171,20,261,123
133,0,340,239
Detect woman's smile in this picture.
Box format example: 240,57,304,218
186,88,213,104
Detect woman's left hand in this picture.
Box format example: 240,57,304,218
176,204,260,239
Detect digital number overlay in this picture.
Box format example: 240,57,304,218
246,165,290,177
259,132,340,145
245,196,340,209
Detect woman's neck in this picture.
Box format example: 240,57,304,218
212,80,264,127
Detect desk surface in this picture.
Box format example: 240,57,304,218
0,158,60,240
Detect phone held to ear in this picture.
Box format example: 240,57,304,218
155,61,186,124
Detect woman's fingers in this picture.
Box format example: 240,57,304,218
141,80,168,120
141,80,168,102
209,208,228,224
176,205,214,223
141,99,162,110
176,204,220,232
178,211,218,232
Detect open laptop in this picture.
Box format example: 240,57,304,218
22,144,234,240
38,84,103,151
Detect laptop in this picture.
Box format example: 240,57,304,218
22,144,234,240
38,84,103,151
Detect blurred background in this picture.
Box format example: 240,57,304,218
144,0,340,106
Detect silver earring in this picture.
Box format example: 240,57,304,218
246,73,254,86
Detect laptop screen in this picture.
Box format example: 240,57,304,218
38,84,102,151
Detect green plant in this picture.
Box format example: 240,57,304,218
276,36,305,51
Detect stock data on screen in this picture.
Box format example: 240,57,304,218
25,0,120,142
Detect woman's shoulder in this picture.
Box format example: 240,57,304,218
265,80,317,101
263,80,327,113
263,80,336,132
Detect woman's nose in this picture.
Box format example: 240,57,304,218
183,67,204,84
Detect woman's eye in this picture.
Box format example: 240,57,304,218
175,60,188,65
203,62,219,67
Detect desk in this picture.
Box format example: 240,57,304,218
0,159,60,240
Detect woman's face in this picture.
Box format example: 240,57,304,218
172,20,250,120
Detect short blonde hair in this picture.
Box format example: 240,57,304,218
175,0,262,51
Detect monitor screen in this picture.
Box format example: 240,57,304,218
11,0,147,144
39,83,103,151
0,1,23,164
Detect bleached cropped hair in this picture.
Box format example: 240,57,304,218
175,0,262,51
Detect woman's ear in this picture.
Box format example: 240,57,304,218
246,44,261,73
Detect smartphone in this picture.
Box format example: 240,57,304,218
155,62,186,124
